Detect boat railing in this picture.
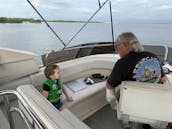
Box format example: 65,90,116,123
143,44,170,62
0,90,46,129
41,43,171,66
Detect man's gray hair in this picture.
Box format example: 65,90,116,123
116,32,144,52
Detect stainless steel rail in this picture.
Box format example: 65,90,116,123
10,107,33,129
0,90,46,129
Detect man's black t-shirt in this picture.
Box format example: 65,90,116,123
107,51,164,88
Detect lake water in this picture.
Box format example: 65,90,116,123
0,22,172,64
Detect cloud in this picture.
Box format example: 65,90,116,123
136,0,149,4
24,0,71,10
1,0,172,23
45,0,71,8
112,0,128,3
41,5,61,10
31,2,40,7
113,0,126,2
155,5,172,11
80,8,93,15
112,9,120,13
24,2,40,7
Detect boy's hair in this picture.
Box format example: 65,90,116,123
44,64,59,79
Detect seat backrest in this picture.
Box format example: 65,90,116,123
30,54,117,88
29,72,46,90
143,45,166,62
41,48,80,66
167,47,172,63
117,81,172,126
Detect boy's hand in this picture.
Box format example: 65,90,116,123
67,96,73,102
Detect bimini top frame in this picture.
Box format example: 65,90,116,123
26,0,115,51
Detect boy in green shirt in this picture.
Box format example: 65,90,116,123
42,64,73,110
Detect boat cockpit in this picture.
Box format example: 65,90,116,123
1,44,172,129
1,0,172,128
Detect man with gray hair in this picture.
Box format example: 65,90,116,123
106,32,167,129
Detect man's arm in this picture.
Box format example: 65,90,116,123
106,82,114,89
160,65,169,84
161,75,169,84
107,60,123,88
106,61,123,105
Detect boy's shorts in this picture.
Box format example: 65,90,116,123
53,101,63,110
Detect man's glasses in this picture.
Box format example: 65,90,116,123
114,43,124,50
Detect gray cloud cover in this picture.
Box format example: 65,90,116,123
0,0,172,23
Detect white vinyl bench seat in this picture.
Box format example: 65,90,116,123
117,81,172,127
28,54,118,120
65,80,107,120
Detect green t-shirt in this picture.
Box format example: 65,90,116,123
42,79,62,103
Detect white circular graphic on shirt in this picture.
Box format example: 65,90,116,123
52,84,57,89
133,57,161,83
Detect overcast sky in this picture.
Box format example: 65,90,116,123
1,0,172,23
